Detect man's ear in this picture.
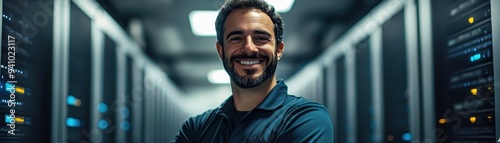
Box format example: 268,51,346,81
216,42,223,60
277,41,284,60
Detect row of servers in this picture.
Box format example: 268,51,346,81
286,0,499,142
0,0,498,142
0,0,189,142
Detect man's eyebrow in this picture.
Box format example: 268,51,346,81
254,30,271,37
226,31,244,39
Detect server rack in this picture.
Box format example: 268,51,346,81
49,0,191,142
421,0,499,142
66,2,93,142
381,10,410,142
100,34,117,143
124,54,134,143
286,0,419,142
335,55,348,143
143,71,153,143
116,36,128,143
131,66,144,143
354,37,373,143
0,0,54,142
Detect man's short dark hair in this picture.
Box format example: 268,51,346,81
215,0,284,46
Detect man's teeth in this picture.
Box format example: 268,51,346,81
239,60,260,65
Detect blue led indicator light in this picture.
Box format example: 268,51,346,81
470,53,481,62
99,103,108,113
121,121,130,131
66,117,81,127
5,115,13,123
67,95,76,105
402,133,412,141
5,83,14,92
99,119,109,129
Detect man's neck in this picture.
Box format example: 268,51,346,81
231,76,277,111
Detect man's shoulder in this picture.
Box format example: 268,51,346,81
284,94,327,110
281,95,331,119
274,95,333,142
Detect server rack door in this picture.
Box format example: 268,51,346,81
100,34,117,143
154,83,160,142
161,87,168,142
143,71,152,143
381,10,410,142
432,0,495,142
322,66,330,109
0,0,54,142
323,64,337,142
355,38,374,143
115,44,128,143
161,88,165,142
132,68,144,143
334,55,347,143
492,0,500,141
67,2,92,142
124,55,134,143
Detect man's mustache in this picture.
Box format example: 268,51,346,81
229,53,269,63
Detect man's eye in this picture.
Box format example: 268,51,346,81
228,37,243,43
255,37,269,42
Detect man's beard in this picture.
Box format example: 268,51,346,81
222,51,278,88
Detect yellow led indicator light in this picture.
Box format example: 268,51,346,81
15,117,24,124
75,99,81,106
487,115,492,120
468,17,474,24
15,87,25,95
470,88,478,96
387,135,394,141
469,116,476,123
439,118,446,124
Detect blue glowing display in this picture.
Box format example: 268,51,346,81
4,83,14,92
469,53,481,62
98,119,109,129
99,103,108,113
402,133,412,141
120,121,130,131
67,95,76,105
66,117,81,127
5,115,13,123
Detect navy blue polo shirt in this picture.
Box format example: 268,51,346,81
174,80,333,143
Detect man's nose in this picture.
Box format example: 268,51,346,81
242,36,259,54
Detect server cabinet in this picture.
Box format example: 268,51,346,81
143,71,154,143
132,67,144,143
124,55,134,143
334,55,347,143
381,10,410,142
354,38,374,143
100,34,117,143
0,0,54,142
67,2,92,142
431,0,497,142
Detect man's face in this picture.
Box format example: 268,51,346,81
216,8,284,88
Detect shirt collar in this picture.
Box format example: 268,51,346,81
217,79,288,115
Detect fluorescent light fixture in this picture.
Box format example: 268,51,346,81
189,10,218,36
189,0,294,36
208,69,230,84
265,0,295,12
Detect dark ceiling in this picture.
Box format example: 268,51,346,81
96,0,381,93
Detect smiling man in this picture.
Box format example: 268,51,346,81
174,0,333,142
